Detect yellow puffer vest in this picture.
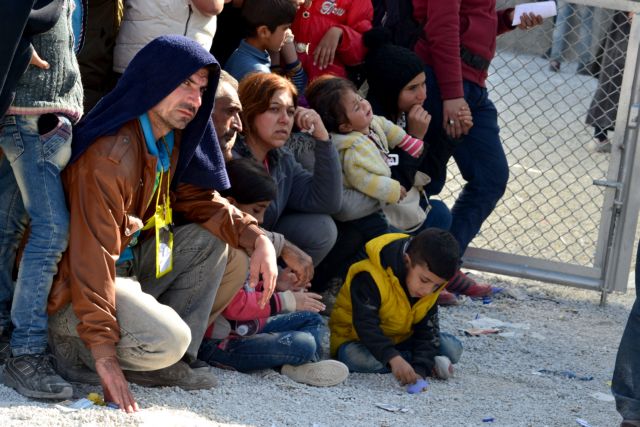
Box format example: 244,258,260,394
329,233,442,356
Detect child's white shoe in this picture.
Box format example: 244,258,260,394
433,355,454,380
281,360,348,387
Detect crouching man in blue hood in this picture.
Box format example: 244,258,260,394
46,35,278,412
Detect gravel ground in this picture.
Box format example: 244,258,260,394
0,274,633,427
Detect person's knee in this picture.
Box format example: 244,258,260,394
309,215,338,265
137,319,191,370
439,332,463,364
289,331,317,363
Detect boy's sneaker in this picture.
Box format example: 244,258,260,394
281,360,348,387
447,270,494,298
2,354,73,399
432,355,454,380
124,360,218,390
437,290,459,306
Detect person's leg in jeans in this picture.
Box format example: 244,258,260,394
549,1,574,70
450,83,509,255
132,223,228,364
337,331,460,373
612,240,640,424
575,6,594,71
272,213,337,266
0,114,72,398
199,311,325,371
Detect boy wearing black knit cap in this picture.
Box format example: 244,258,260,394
329,228,463,387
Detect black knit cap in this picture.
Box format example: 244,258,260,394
363,28,425,119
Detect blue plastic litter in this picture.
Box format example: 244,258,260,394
538,369,593,381
406,378,429,394
482,417,495,422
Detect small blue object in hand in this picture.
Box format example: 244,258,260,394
406,378,429,394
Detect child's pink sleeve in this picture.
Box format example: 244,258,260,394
222,285,281,321
334,0,373,66
395,135,424,158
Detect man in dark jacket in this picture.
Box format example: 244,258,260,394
47,35,278,413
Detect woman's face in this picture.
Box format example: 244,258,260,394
397,72,427,114
252,89,295,150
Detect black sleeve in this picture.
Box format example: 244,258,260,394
410,304,440,378
351,272,401,366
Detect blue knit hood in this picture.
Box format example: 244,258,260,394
71,35,229,191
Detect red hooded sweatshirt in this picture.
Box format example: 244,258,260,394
412,0,515,100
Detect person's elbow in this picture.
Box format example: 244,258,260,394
192,0,225,16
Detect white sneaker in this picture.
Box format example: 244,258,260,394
281,360,348,387
433,355,454,380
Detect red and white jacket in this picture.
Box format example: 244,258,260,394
292,0,373,81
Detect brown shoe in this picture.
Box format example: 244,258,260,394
437,290,459,306
124,360,218,390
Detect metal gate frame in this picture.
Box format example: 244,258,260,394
462,0,640,301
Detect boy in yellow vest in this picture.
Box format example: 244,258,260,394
329,228,461,386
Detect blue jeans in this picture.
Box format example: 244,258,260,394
0,114,72,356
337,332,463,374
549,2,594,67
198,311,326,372
421,66,509,254
612,240,640,421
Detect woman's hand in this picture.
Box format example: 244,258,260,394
406,104,431,140
294,107,330,141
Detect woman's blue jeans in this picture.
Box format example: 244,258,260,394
336,332,463,374
198,311,326,372
612,240,640,421
0,114,72,356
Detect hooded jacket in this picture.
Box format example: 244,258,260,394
48,35,263,361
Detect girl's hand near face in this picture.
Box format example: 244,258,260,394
406,104,431,140
294,107,330,141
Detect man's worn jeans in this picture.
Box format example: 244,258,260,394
0,114,71,356
50,223,228,371
612,240,640,422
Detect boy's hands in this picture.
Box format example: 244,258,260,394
293,291,325,312
314,27,343,70
389,355,420,385
406,104,431,140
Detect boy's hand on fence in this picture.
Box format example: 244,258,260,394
293,291,325,312
406,104,431,140
314,27,342,70
389,355,419,385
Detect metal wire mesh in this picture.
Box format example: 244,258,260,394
440,4,631,268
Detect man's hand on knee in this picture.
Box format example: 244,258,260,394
249,235,278,308
95,356,139,413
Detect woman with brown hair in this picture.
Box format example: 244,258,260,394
234,72,342,266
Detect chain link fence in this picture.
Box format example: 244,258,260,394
441,1,639,292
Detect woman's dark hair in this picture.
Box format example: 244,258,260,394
242,0,298,36
406,228,460,280
222,158,277,204
305,75,357,133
